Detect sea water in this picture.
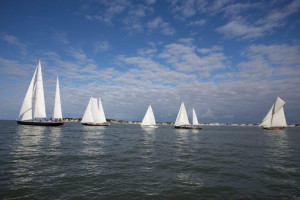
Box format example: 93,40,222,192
0,120,299,199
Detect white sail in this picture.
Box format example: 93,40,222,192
53,76,62,119
81,98,94,123
19,66,37,119
21,109,33,121
98,97,107,123
141,106,151,126
91,97,102,123
175,102,189,126
148,105,156,125
192,109,199,125
34,61,46,119
271,107,287,127
141,105,156,126
260,104,274,127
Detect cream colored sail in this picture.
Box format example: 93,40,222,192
192,109,199,125
53,76,62,119
81,98,94,123
261,97,287,128
98,97,107,123
34,61,46,119
260,104,274,127
19,66,37,120
175,102,189,126
271,107,287,127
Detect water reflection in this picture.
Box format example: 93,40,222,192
262,129,295,180
81,125,105,157
49,127,62,153
10,126,46,185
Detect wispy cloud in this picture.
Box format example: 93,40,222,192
1,34,28,55
94,41,111,53
147,17,175,35
217,0,300,39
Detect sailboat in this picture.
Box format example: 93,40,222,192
260,97,287,130
81,97,110,126
17,61,64,126
141,105,158,128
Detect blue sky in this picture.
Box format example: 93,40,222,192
1,0,300,123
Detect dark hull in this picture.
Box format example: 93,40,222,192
262,127,285,130
17,120,64,126
174,125,202,129
81,123,110,126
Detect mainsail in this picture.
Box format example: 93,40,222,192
53,76,62,119
192,109,199,125
175,102,189,126
34,61,46,119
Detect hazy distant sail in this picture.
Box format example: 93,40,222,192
34,61,46,119
53,76,62,119
175,102,189,126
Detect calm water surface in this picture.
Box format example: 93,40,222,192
0,120,299,199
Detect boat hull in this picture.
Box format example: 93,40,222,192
174,125,202,129
17,120,64,126
262,127,285,130
81,122,110,126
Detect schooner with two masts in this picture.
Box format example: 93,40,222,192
174,102,202,129
17,61,64,126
